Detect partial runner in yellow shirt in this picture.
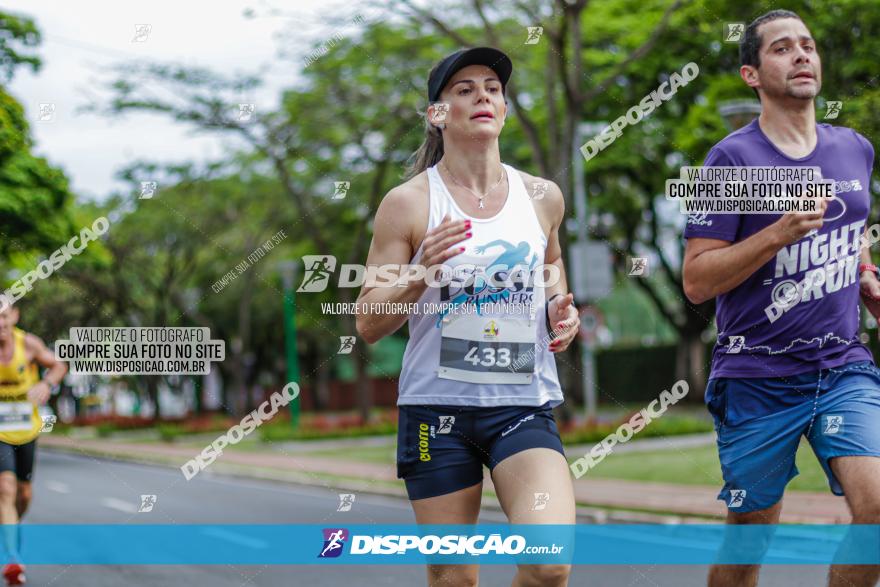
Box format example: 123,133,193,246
0,296,67,586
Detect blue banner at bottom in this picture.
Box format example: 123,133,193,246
6,524,880,564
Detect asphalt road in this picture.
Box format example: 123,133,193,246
20,450,832,586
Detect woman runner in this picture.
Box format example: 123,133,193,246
356,47,578,587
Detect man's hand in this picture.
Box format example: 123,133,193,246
773,196,829,245
26,381,50,406
860,272,880,328
547,293,579,353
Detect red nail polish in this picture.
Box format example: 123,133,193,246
466,232,472,238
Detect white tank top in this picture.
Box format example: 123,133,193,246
397,162,564,408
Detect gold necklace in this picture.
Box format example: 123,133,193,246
439,160,506,209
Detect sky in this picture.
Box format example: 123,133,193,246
5,0,372,202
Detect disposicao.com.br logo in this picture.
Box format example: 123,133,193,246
297,255,560,293
317,528,564,558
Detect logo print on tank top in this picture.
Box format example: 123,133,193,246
436,239,538,327
436,239,541,384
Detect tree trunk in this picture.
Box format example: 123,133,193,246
243,351,256,414
675,333,708,401
193,376,203,415
315,348,330,411
146,377,160,421
353,347,371,423
339,288,371,422
217,367,230,415
230,347,246,418
231,275,255,418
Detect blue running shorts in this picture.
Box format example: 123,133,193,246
706,360,880,512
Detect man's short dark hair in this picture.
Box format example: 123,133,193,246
740,9,804,68
739,9,804,99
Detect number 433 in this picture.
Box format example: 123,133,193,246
464,346,512,367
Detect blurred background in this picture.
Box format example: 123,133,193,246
0,0,880,434
0,0,877,493
3,3,879,584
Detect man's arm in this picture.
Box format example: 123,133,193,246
683,202,828,304
26,334,66,386
24,333,66,406
858,223,880,320
683,229,785,304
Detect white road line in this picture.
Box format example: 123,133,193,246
45,481,70,494
100,497,137,513
200,527,269,549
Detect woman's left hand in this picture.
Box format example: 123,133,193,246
546,293,579,353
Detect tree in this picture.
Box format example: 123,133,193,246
88,20,435,422
388,0,880,395
0,10,74,262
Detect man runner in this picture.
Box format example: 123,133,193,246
684,10,880,587
0,297,67,585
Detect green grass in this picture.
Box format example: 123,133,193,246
561,414,713,445
309,445,397,464
308,440,832,493
572,444,723,486
571,441,831,492
257,420,397,442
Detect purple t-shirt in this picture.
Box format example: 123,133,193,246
684,119,875,379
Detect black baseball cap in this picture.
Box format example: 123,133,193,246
427,47,513,103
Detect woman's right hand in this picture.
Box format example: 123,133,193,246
419,214,472,268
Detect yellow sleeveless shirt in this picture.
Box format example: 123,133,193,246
0,328,43,444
